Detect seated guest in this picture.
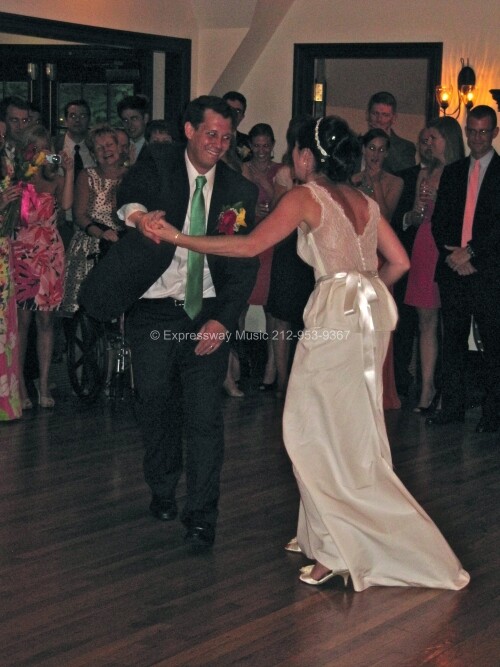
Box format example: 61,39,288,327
62,125,126,316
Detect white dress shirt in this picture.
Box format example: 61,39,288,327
63,134,95,168
117,151,217,300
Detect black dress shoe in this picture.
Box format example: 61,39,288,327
184,525,215,551
149,496,178,521
425,410,465,426
475,416,499,433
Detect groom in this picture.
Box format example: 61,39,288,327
82,96,258,549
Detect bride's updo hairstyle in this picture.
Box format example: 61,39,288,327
297,115,361,183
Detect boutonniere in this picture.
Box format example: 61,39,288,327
217,202,247,235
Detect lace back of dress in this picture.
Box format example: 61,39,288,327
299,182,379,277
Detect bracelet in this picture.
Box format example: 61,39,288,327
174,231,180,244
466,243,475,258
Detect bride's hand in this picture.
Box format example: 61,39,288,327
143,216,179,244
134,210,167,244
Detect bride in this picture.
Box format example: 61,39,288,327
138,115,469,592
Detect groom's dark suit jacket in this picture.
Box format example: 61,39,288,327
79,143,258,330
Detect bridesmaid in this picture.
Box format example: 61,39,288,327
12,126,73,409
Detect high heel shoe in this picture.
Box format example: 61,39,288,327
284,537,302,553
222,379,244,398
34,381,55,408
259,381,276,392
413,390,440,415
299,564,350,587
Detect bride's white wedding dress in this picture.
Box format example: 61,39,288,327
283,182,469,591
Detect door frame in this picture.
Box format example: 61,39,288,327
293,42,442,122
0,11,191,124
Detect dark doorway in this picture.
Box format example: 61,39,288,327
0,12,191,130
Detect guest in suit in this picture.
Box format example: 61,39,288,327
117,94,149,165
92,96,258,550
222,91,252,162
366,91,416,174
427,105,500,432
53,100,94,175
53,99,95,247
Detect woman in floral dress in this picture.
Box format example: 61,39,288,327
11,126,73,409
0,117,22,420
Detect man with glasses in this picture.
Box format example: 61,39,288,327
222,91,251,162
54,99,95,245
428,105,500,432
54,99,94,175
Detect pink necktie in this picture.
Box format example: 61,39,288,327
461,159,480,246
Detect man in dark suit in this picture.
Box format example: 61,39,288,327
117,94,149,165
427,105,500,432
85,96,258,549
367,91,416,174
222,91,252,162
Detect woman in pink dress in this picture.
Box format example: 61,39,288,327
12,126,73,409
404,117,464,412
242,124,281,389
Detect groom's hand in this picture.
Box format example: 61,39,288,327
195,319,228,356
132,209,166,244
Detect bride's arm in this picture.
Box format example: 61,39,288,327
377,215,410,287
143,187,319,258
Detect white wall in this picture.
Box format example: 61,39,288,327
2,0,499,156
237,0,500,157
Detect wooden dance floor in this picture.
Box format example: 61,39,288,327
1,367,499,666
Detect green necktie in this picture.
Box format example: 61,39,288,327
184,175,207,319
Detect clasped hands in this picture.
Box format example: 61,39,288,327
135,209,227,356
136,209,176,245
445,245,477,276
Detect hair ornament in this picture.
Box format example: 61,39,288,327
314,117,328,162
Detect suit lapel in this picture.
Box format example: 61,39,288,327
207,162,230,235
163,149,190,231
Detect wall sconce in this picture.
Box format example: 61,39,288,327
490,89,500,111
27,63,38,80
45,63,57,81
313,82,324,103
435,58,476,117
